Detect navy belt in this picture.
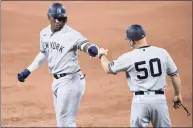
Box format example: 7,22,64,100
53,69,80,79
135,90,164,95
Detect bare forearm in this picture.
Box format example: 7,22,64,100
100,55,111,73
170,73,182,96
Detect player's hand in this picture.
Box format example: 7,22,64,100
173,94,183,109
87,44,99,57
17,69,31,82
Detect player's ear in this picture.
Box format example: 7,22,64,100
64,17,67,24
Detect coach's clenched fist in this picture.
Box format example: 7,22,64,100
98,48,108,59
173,94,183,109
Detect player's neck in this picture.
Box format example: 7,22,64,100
134,39,148,49
50,24,65,33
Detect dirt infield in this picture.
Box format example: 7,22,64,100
1,1,192,127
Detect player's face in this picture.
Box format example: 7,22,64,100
49,16,66,32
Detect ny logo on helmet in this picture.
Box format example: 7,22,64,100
57,8,62,13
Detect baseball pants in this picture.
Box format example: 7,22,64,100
52,72,85,127
130,91,171,127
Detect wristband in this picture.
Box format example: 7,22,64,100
99,54,106,59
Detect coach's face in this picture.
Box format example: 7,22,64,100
48,16,66,32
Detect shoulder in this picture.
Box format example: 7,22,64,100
65,25,85,38
149,46,168,53
150,46,171,58
117,52,132,60
40,25,50,36
150,45,164,50
156,46,168,54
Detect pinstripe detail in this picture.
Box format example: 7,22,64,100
168,69,179,76
40,50,45,53
108,62,116,74
77,40,89,50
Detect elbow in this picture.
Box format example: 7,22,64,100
104,68,110,74
103,64,114,74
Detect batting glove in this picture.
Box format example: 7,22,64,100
87,44,99,57
17,69,31,82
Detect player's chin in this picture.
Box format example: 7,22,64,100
54,25,62,31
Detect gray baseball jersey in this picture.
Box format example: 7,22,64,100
39,25,88,127
108,45,178,92
40,25,88,74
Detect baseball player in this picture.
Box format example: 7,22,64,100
17,3,100,127
98,24,183,127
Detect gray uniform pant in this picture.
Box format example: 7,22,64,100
52,72,85,127
130,92,171,127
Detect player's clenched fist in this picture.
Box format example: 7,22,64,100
87,44,99,57
17,69,31,82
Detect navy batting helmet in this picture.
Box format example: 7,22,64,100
48,3,67,18
126,24,146,41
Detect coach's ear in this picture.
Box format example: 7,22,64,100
47,14,50,20
132,40,136,45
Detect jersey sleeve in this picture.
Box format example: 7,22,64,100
40,33,46,53
108,53,131,74
74,33,89,51
40,37,45,53
164,49,179,76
